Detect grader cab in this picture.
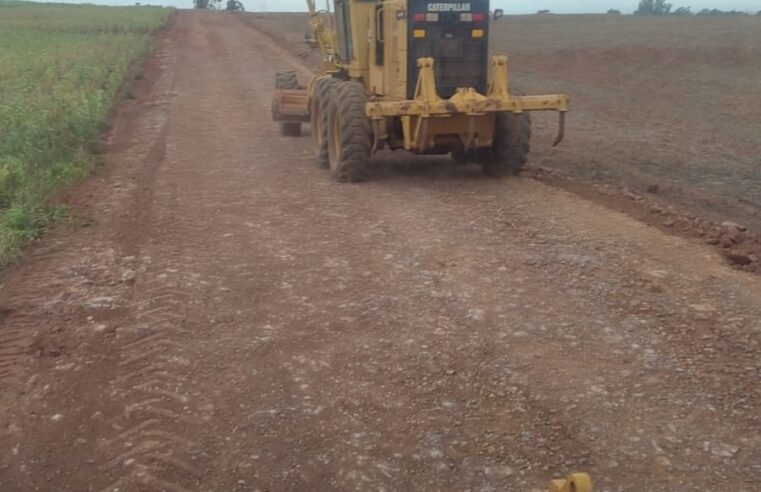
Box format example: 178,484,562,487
272,0,569,182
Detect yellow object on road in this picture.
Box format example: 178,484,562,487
549,473,594,492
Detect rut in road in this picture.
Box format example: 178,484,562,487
1,11,761,492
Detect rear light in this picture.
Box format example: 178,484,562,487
414,12,439,22
461,12,486,22
460,12,486,22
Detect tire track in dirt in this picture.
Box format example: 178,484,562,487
93,21,214,489
0,261,71,387
0,308,26,382
0,15,209,491
97,274,205,491
0,19,174,393
96,166,207,492
0,243,124,393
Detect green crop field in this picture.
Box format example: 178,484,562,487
0,1,170,267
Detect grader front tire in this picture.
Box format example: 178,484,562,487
311,77,340,169
327,81,371,183
482,112,532,177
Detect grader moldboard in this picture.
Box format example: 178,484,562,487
271,0,569,183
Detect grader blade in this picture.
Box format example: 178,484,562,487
271,88,310,123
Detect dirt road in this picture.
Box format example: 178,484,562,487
1,12,760,491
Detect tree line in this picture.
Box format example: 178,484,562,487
634,0,757,15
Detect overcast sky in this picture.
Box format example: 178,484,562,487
248,1,758,13
40,0,760,13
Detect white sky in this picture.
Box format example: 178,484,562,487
28,0,761,14
250,1,758,13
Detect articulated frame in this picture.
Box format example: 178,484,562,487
366,56,568,152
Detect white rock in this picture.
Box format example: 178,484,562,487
710,442,739,457
85,296,114,309
721,221,746,231
121,269,136,283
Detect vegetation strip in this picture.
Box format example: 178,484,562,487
0,1,170,267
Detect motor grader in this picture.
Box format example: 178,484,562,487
271,0,568,182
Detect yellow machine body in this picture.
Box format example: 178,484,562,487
272,0,571,185
272,0,568,156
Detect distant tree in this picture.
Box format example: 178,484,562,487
672,6,692,15
696,8,749,15
194,0,220,9
635,0,673,15
537,9,550,14
635,0,651,14
656,0,673,13
607,8,622,14
226,0,245,10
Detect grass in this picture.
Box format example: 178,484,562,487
0,1,170,267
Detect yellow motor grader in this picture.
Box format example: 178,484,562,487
271,0,570,181
271,0,568,182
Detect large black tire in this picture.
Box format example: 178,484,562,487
310,77,340,169
327,81,371,182
481,112,532,177
275,70,302,137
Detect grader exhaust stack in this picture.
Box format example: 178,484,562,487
271,0,569,182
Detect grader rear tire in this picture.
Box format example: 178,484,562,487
327,81,371,182
310,77,340,169
275,70,302,137
481,112,532,177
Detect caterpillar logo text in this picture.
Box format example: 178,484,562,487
427,3,472,11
